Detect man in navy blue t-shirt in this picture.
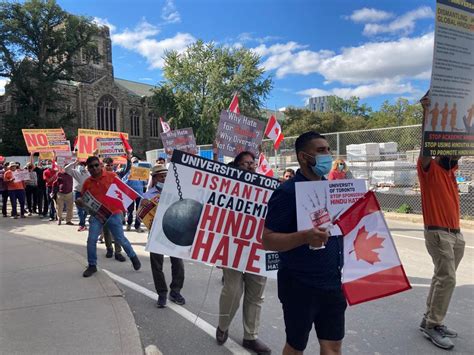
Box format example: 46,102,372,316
263,131,346,355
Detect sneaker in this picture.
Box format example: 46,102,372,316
3,214,8,217
420,319,458,338
216,327,228,345
57,219,62,225
242,339,272,354
66,221,74,226
131,255,141,270
115,253,126,262
422,326,454,350
77,226,87,232
49,217,55,221
169,290,186,305
105,248,114,258
83,265,97,278
20,215,26,218
156,293,167,308
126,225,132,231
12,216,18,219
28,212,32,216
135,227,144,233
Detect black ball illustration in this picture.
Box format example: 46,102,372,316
162,199,203,246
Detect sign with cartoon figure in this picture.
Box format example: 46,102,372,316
146,150,280,278
423,0,474,156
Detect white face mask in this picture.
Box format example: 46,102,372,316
155,182,164,190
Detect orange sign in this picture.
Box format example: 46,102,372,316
22,128,69,153
76,129,128,162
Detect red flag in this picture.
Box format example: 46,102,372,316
334,191,411,306
120,133,132,152
256,153,274,177
264,115,284,150
104,177,140,212
228,93,240,114
73,137,78,151
160,117,171,133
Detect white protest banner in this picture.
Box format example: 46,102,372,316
295,179,367,232
13,169,31,182
423,0,474,156
146,150,281,278
97,138,126,158
216,110,265,158
160,128,198,160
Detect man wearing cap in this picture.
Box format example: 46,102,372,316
123,157,146,232
3,162,27,219
144,165,186,308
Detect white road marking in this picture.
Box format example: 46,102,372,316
392,233,474,249
103,269,251,355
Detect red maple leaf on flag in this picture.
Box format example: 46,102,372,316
350,226,384,265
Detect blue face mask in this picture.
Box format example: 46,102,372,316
311,154,333,176
155,182,164,191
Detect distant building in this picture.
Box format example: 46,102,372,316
307,95,334,112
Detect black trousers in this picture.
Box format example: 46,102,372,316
1,190,8,216
37,187,48,215
25,185,38,212
150,252,184,295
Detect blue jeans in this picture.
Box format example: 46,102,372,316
9,189,26,216
75,191,87,227
87,214,136,266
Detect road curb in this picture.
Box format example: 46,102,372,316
384,212,474,230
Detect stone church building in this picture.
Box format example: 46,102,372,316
0,26,163,158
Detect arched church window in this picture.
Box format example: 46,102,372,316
97,95,117,131
150,112,159,137
130,109,140,137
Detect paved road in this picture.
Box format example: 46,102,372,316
4,217,473,354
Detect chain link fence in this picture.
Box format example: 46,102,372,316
146,124,473,218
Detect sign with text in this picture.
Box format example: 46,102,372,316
423,0,474,156
146,150,280,278
39,151,55,161
13,169,31,182
216,111,265,158
160,128,198,160
295,180,367,233
56,148,73,168
22,128,69,153
137,191,161,229
129,166,150,181
97,138,126,158
77,129,128,162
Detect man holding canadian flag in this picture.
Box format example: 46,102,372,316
76,156,142,277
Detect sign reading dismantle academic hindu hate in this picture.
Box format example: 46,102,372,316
423,0,474,156
22,128,69,153
146,150,281,278
160,127,198,160
216,110,265,158
76,129,128,162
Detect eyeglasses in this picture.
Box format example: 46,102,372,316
240,161,256,167
88,163,100,168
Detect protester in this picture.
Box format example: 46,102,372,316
328,158,352,180
65,158,90,231
216,151,271,355
263,131,346,355
156,157,166,165
282,168,295,182
55,168,74,225
145,165,186,308
43,160,58,221
417,94,465,350
76,156,141,277
24,162,38,215
123,157,145,232
3,162,27,219
0,161,9,217
34,159,48,218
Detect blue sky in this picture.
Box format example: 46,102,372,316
2,0,437,110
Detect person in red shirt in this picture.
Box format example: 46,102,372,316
43,161,58,221
417,93,465,350
328,159,352,181
76,156,141,277
3,162,26,219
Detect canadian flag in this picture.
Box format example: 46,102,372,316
228,93,240,114
104,177,141,212
334,191,411,306
264,115,284,150
256,153,274,177
160,117,171,133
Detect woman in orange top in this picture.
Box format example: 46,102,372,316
3,162,26,219
328,158,352,180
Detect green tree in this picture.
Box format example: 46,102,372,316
0,0,99,154
159,40,273,144
327,96,372,118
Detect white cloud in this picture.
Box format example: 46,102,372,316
237,32,282,44
348,8,393,23
93,17,116,32
298,79,419,100
0,78,8,95
363,6,434,36
139,77,154,81
161,0,181,24
111,19,195,69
